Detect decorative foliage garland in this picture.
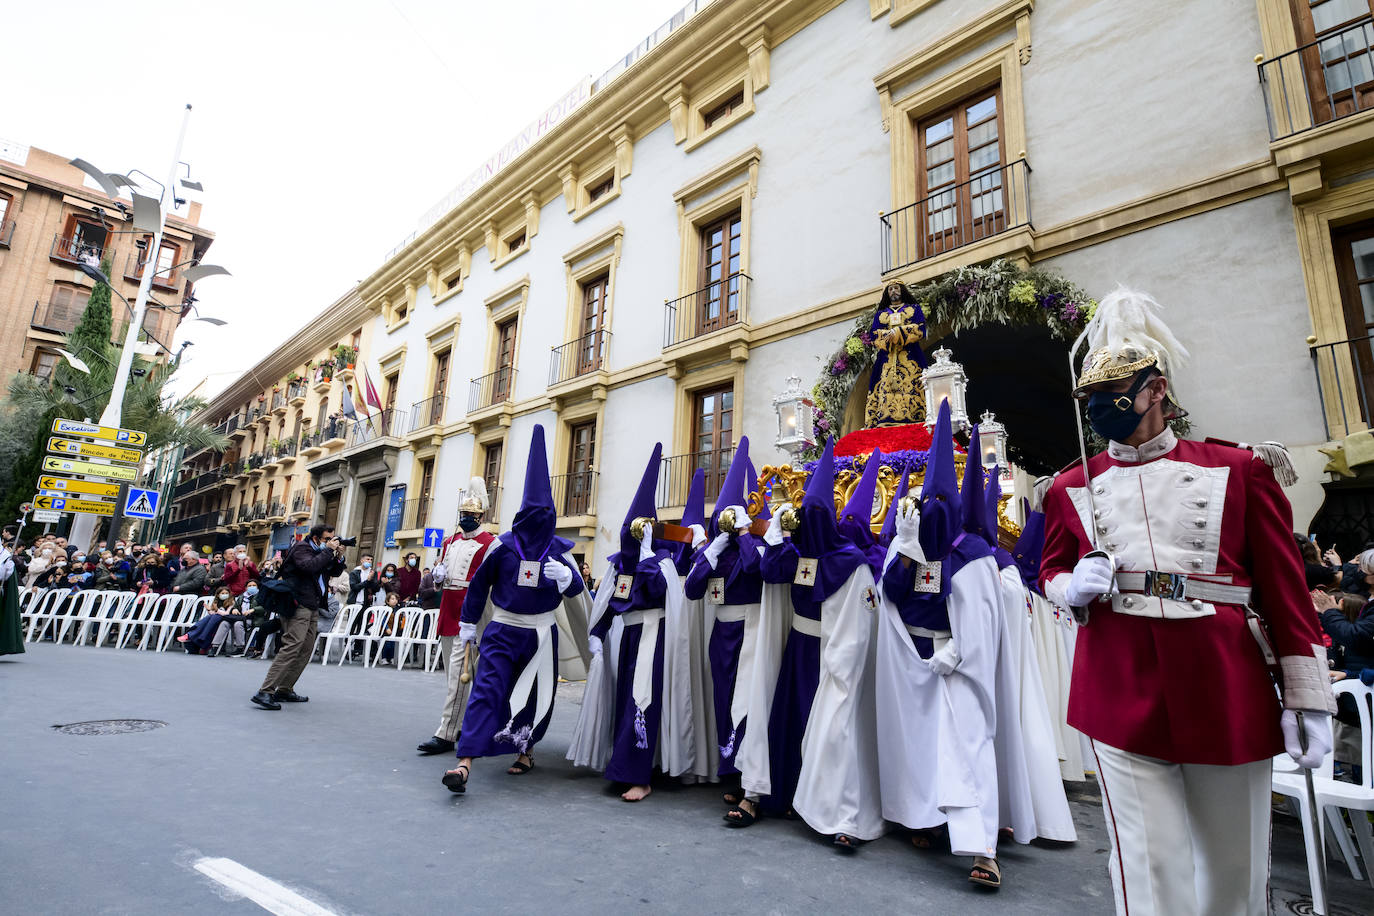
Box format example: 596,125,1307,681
806,260,1097,460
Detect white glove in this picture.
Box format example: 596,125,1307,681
639,526,655,562
891,501,924,561
688,524,707,549
458,621,477,646
543,559,573,593
702,531,731,569
725,505,750,533
927,640,961,676
0,546,12,584
1281,708,1333,769
588,635,603,657
1064,554,1116,608
764,504,790,547
431,562,447,585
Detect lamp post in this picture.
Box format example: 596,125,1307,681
772,375,816,469
921,346,969,431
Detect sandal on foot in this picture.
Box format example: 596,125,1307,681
441,765,469,794
722,791,742,806
506,754,534,775
910,826,945,850
969,857,1001,889
724,801,760,827
833,833,861,851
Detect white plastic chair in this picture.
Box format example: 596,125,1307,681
24,588,63,641
337,605,393,666
119,594,172,649
315,603,361,665
1318,680,1374,890
137,595,193,651
101,592,155,648
394,608,440,671
73,591,135,645
158,595,212,651
54,590,107,643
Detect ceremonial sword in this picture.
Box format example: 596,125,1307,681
1067,327,1117,618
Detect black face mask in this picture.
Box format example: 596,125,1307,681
458,514,480,533
1086,372,1154,443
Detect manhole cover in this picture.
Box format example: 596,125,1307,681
52,719,167,736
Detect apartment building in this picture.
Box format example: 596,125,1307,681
0,139,214,380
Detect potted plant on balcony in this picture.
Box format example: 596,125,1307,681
333,344,358,371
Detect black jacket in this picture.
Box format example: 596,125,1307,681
283,540,346,611
1322,602,1374,673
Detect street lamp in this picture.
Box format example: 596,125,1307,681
772,374,816,469
922,346,969,431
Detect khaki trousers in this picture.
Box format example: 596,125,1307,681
434,635,474,742
1090,739,1271,916
259,608,319,694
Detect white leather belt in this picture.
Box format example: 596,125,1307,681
621,608,665,627
490,608,557,629
713,605,747,623
791,614,821,638
905,624,951,639
1115,571,1252,606
442,580,471,591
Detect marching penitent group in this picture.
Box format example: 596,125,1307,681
410,288,1335,912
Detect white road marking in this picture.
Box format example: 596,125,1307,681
192,857,339,916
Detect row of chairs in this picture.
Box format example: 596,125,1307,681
17,587,444,672
1274,678,1374,915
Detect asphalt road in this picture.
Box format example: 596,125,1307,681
1,643,1365,915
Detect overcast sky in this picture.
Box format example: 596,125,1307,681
5,0,691,400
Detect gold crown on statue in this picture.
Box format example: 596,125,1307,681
458,476,489,514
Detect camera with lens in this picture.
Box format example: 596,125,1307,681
336,536,358,547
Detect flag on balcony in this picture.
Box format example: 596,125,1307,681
362,364,384,412
340,384,358,420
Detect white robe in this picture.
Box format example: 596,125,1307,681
566,558,700,778
1028,588,1086,781
875,551,1003,858
684,582,718,784
790,566,886,842
734,583,792,798
995,565,1077,842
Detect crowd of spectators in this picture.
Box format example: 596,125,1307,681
1303,534,1374,776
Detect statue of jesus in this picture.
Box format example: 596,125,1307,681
864,281,929,427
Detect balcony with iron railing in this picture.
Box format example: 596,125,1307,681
173,467,226,500
122,251,181,290
271,390,286,413
320,416,348,447
551,471,599,518
50,233,109,266
549,329,612,387
486,484,504,528
397,498,434,533
266,500,287,522
1309,332,1374,440
246,452,266,475
0,219,14,248
251,501,268,521
409,395,446,433
167,510,228,537
298,431,322,456
469,367,516,414
287,380,309,405
346,409,408,449
880,158,1031,275
664,273,751,350
290,492,312,517
276,438,298,463
311,364,334,391
30,297,83,335
1259,17,1374,142
657,447,735,509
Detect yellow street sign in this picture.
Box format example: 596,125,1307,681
33,494,115,516
51,418,147,446
41,456,140,482
36,475,122,498
47,437,143,464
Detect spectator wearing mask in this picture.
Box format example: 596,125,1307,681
134,553,171,595
65,554,93,590
25,545,56,587
91,551,123,590
179,587,240,654
171,554,208,595
1316,549,1374,679
362,562,398,608
396,552,422,601
222,546,259,597
348,554,376,604
207,552,227,591
418,566,440,610
34,557,69,589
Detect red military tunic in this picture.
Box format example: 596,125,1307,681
1040,430,1328,766
436,530,496,637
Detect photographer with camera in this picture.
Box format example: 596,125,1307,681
250,524,348,710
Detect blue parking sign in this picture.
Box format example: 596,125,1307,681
424,528,445,549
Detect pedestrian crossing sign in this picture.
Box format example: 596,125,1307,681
124,487,159,519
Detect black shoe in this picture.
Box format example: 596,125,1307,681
417,737,455,755
274,689,308,703
250,690,282,710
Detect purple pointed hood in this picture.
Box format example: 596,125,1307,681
961,424,990,542
709,436,751,538
794,439,867,599
501,424,558,559
618,443,663,564
1013,500,1046,592
838,447,882,548
879,464,913,548
919,400,962,559
673,467,706,575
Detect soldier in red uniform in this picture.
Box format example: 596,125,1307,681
1040,287,1335,916
416,477,497,755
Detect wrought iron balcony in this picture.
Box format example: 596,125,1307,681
122,251,181,289
276,438,298,460
664,274,750,348
469,367,516,412
1259,17,1374,141
551,471,599,517
410,395,446,431
347,409,408,447
1309,332,1374,439
266,500,286,521
50,233,107,265
287,380,308,403
399,498,434,531
656,447,735,509
550,329,611,385
167,511,227,537
271,391,286,411
290,493,312,516
880,158,1031,274
30,297,82,335
251,502,267,520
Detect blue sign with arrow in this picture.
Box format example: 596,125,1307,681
424,528,445,549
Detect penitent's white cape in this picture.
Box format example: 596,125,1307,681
733,582,792,798
995,565,1077,841
469,541,593,680
566,558,700,778
875,550,1002,858
684,579,718,784
790,565,886,842
1027,590,1085,780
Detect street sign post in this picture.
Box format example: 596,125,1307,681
38,488,116,504
33,494,115,516
46,437,143,464
36,475,122,498
123,487,159,519
51,419,147,446
40,456,140,481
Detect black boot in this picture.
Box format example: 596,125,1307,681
417,736,455,755
250,690,282,710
